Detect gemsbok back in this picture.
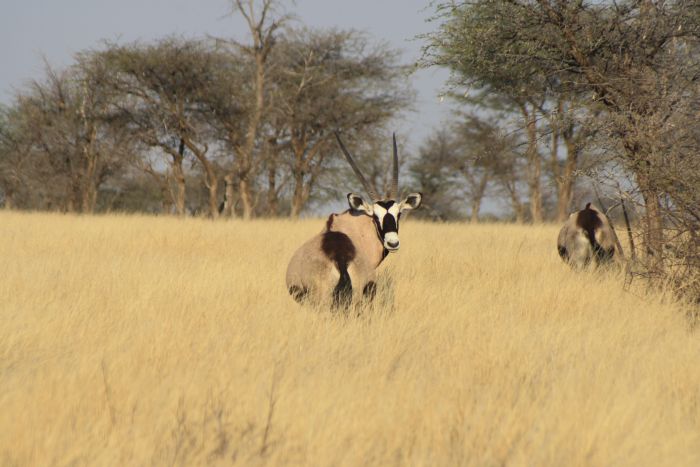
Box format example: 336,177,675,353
557,202,624,268
285,132,422,308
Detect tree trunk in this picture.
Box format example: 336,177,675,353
509,190,525,223
521,103,543,223
222,174,236,217
239,177,254,220
637,171,664,274
68,179,82,213
181,136,218,219
3,190,13,210
289,171,305,219
173,166,186,216
82,182,98,214
81,158,98,213
232,54,266,221
289,140,307,219
470,199,481,223
469,174,489,223
267,165,279,216
624,135,664,272
160,184,173,214
500,175,524,223
66,197,76,213
556,131,578,221
508,189,525,223
80,186,91,213
207,173,219,219
81,180,95,214
171,151,186,217
199,159,219,219
514,204,525,224
550,107,561,187
79,87,99,215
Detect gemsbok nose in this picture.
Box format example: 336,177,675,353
386,239,399,249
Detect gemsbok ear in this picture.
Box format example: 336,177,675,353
347,193,373,215
400,192,422,212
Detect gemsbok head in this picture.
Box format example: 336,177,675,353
557,202,624,268
285,132,422,308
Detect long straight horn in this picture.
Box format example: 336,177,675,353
391,132,399,199
334,131,378,201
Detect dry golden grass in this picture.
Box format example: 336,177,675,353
1,211,699,466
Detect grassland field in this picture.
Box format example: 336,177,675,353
1,211,699,466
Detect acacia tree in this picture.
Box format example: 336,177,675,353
411,115,525,222
20,68,82,211
452,116,507,223
0,96,70,210
409,129,465,220
0,105,33,209
99,39,224,217
270,28,411,217
4,63,128,213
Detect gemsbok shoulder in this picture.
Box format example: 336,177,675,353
557,202,624,268
285,132,422,308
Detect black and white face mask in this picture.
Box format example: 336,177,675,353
347,193,422,251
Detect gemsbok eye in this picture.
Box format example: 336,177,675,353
286,132,422,309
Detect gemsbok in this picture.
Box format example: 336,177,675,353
285,132,422,308
557,202,624,268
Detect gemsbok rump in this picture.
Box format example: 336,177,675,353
557,202,624,268
285,132,422,307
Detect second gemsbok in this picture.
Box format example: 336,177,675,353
557,202,624,269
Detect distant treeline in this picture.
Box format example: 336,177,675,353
0,0,638,225
0,1,411,219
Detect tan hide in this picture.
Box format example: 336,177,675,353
286,210,385,305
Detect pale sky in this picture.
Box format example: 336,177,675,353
0,0,454,150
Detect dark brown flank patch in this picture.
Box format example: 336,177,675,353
576,204,603,244
321,232,356,308
326,213,335,231
575,204,615,264
321,231,356,268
